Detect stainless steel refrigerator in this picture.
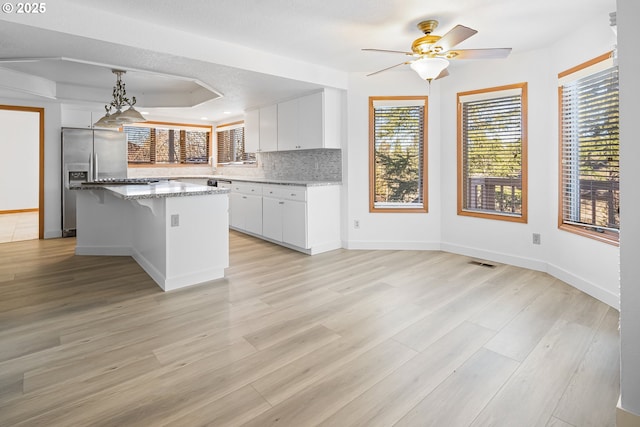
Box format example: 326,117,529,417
61,127,128,237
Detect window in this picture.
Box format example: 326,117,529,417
369,96,428,213
559,52,619,245
124,122,212,165
216,121,256,164
457,83,528,222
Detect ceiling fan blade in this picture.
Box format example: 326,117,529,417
366,61,408,76
434,68,450,80
362,48,414,56
433,25,478,52
446,48,512,59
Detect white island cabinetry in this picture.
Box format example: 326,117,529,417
74,182,229,291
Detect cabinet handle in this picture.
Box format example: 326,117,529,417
279,201,284,205
290,193,296,196
242,196,247,199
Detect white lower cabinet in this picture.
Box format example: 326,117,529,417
228,183,262,235
229,181,341,255
263,193,307,248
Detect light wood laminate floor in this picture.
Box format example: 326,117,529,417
0,212,38,244
0,231,619,426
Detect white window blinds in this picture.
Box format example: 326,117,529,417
459,85,525,218
371,97,427,210
560,65,619,232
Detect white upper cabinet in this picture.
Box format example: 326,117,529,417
278,89,341,151
244,108,260,153
244,105,277,153
277,98,299,151
244,88,342,153
259,104,278,152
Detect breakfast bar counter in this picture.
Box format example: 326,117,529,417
74,182,229,291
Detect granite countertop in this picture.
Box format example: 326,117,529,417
211,176,342,187
74,182,229,200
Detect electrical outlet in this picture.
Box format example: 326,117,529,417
171,214,180,227
354,219,360,229
532,233,541,245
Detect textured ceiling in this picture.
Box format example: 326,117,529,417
0,0,616,122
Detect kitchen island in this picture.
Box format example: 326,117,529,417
74,181,229,291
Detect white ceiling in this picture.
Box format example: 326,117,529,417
0,0,616,123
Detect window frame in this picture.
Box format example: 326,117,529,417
368,96,429,214
457,82,528,223
557,51,619,246
215,120,256,166
124,121,212,167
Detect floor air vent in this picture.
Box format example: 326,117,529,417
469,260,496,268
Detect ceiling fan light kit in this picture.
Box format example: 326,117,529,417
94,69,146,128
363,19,511,82
410,57,449,81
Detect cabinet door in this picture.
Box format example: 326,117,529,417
282,200,307,248
262,197,283,242
298,92,323,149
244,194,263,235
277,98,299,151
244,109,260,153
259,105,278,152
229,192,244,229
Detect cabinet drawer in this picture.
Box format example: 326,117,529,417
231,182,263,195
262,184,306,202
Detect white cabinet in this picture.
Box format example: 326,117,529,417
228,182,262,235
244,105,278,153
259,105,278,152
244,109,260,153
263,184,307,248
227,180,340,254
244,88,342,153
276,98,299,151
277,90,341,150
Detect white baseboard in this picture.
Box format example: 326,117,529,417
617,397,640,427
345,240,441,251
442,242,618,309
547,263,619,309
75,245,131,256
44,230,62,239
441,242,547,272
345,240,618,310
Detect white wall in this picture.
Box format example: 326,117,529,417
0,109,39,211
345,70,443,250
618,0,640,417
439,15,619,307
0,97,62,238
344,14,620,308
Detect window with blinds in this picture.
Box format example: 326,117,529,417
216,122,256,164
457,83,528,222
369,96,428,213
124,122,211,165
559,52,619,245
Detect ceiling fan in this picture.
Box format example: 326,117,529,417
363,20,511,81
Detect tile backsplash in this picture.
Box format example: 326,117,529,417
217,148,342,182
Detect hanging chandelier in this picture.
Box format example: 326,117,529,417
94,69,146,128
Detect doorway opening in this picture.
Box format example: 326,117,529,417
0,105,45,243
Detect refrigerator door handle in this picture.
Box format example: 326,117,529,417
94,152,99,180
88,153,94,182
